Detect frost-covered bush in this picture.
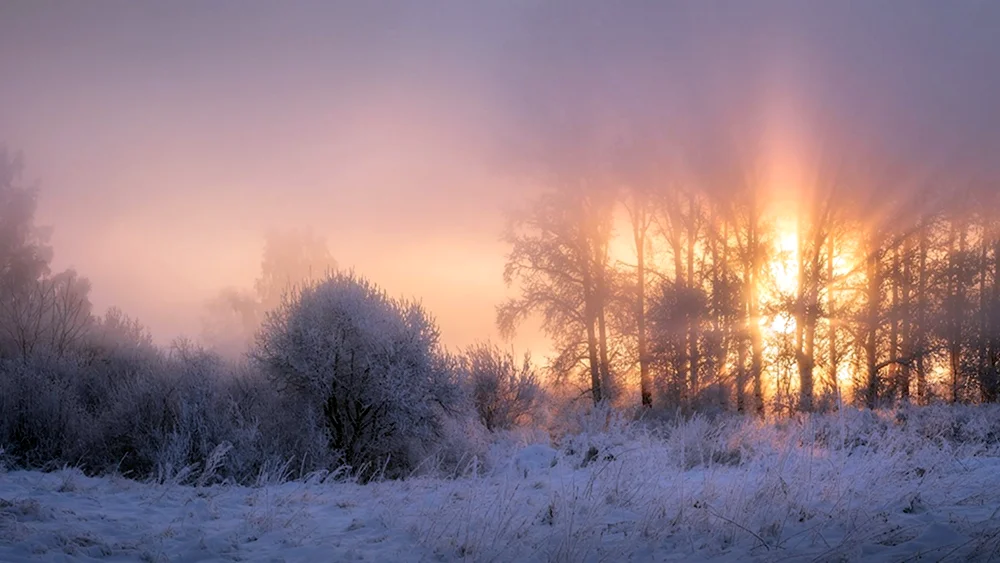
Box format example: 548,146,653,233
0,272,477,484
0,310,333,484
460,342,543,432
0,356,82,469
95,339,333,484
252,272,463,479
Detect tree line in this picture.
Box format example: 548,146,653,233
499,153,1000,414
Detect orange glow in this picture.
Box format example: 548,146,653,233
762,216,799,338
772,225,799,294
767,312,796,336
608,207,640,267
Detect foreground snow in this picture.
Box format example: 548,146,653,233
3,407,1000,562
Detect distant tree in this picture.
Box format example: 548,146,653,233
0,149,50,359
251,272,461,478
90,307,155,354
0,148,93,361
200,287,260,358
202,229,337,356
460,342,542,431
0,149,51,283
254,228,337,312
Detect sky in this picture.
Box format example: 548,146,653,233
2,1,1000,355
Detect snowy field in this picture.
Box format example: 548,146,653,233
2,406,1000,563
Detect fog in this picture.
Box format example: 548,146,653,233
2,1,999,353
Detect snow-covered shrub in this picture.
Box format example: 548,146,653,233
105,341,331,484
414,410,492,478
251,271,464,480
0,354,94,469
459,342,543,432
211,362,332,483
0,313,333,484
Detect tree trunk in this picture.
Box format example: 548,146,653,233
748,207,765,416
949,224,967,403
583,270,602,405
827,234,840,401
915,220,929,403
977,221,989,401
891,247,900,398
669,212,688,406
597,300,612,402
628,195,651,408
796,218,816,413
865,234,881,409
900,234,913,401
686,194,699,401
635,216,651,407
988,236,1000,402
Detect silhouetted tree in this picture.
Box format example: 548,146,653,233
498,186,616,404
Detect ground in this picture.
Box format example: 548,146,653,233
2,406,1000,562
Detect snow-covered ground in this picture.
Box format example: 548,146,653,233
2,406,1000,562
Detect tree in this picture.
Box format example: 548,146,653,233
621,186,655,407
972,199,1000,402
792,184,839,412
726,181,769,415
0,149,50,282
0,149,50,359
202,229,337,357
0,148,93,362
201,287,260,358
255,228,337,312
40,269,93,357
252,272,460,478
498,185,616,404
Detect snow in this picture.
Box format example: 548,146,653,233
2,407,1000,562
514,444,559,475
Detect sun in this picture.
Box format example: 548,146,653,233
761,218,799,336
767,312,796,335
771,224,799,295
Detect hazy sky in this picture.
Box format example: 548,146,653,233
2,1,999,353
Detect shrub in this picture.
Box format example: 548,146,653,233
460,342,543,432
251,271,462,479
0,309,334,485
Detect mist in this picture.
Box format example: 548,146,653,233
2,1,999,353
8,4,1000,560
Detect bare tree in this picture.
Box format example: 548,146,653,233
498,185,616,404
620,186,655,407
43,269,93,357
